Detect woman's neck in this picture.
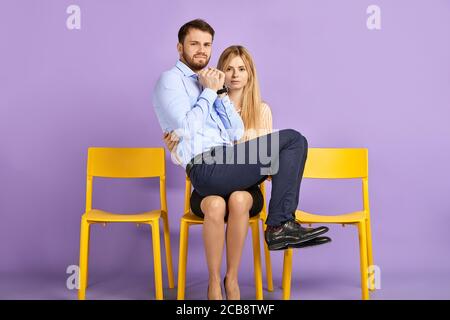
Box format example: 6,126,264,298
228,88,243,111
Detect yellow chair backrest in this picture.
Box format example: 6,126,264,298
87,147,165,178
304,148,368,179
85,147,166,212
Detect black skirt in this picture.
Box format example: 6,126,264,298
190,184,264,220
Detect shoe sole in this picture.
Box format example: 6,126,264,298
271,237,332,251
267,228,329,251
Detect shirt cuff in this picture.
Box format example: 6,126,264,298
200,88,218,105
215,94,234,112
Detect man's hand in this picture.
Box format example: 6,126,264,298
217,69,225,88
163,131,179,153
198,67,224,92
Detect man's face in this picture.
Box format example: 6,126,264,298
177,29,212,72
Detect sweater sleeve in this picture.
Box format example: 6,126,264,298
260,102,273,134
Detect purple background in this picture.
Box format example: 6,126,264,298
1,0,449,299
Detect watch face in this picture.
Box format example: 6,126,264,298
217,87,228,94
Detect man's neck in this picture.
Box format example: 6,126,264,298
179,58,201,73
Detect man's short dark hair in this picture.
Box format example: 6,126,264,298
178,19,215,44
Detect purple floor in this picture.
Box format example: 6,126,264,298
2,226,449,300
2,267,449,300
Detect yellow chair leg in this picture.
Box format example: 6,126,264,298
365,219,375,291
150,221,164,300
177,220,189,300
161,212,175,289
251,221,263,300
78,218,90,300
261,220,274,292
282,248,293,300
358,222,369,300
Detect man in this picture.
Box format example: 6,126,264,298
153,19,330,250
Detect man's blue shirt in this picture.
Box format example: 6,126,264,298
153,60,244,167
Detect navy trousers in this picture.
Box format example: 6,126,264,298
188,129,308,226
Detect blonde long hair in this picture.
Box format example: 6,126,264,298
217,45,262,131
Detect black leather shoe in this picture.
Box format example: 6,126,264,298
271,236,332,250
264,220,329,250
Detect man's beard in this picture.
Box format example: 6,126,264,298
182,51,210,72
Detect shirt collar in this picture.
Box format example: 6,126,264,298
176,60,197,78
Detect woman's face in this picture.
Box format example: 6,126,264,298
224,56,249,91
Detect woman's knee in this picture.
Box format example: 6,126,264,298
201,196,226,220
228,191,253,212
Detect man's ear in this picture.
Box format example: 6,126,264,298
177,43,183,56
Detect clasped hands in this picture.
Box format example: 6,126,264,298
197,67,225,92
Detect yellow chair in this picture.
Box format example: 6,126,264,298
78,147,175,300
177,176,271,300
274,148,375,300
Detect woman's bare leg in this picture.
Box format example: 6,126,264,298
201,195,227,300
225,191,252,300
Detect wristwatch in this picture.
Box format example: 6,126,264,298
217,86,228,95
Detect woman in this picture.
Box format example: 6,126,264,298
165,45,272,300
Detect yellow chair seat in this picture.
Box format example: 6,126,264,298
84,209,162,223
295,210,366,224
181,211,261,224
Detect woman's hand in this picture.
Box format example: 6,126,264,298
163,131,179,153
163,131,182,165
